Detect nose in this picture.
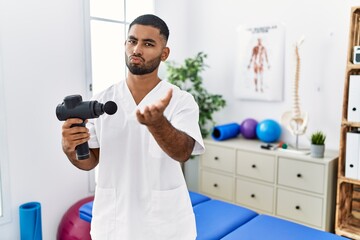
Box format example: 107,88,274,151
132,44,142,56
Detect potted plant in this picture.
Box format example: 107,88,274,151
310,131,326,158
166,52,226,138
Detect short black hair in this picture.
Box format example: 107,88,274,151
129,14,169,42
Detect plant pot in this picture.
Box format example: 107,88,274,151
310,144,325,158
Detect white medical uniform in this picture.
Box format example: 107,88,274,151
87,80,205,240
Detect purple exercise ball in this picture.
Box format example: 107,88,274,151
241,118,258,139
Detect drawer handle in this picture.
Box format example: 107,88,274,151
214,156,219,160
213,183,218,188
250,194,256,198
251,164,256,168
297,173,302,178
295,205,301,210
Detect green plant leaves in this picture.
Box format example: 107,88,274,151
166,52,226,138
311,131,326,145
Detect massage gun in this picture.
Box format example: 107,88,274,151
56,94,117,160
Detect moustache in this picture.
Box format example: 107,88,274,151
129,54,145,62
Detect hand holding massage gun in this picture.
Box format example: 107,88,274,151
56,95,117,160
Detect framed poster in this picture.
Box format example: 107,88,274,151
234,23,285,101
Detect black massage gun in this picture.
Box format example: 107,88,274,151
56,95,117,160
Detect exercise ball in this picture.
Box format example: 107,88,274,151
240,118,258,139
57,196,94,240
256,119,282,143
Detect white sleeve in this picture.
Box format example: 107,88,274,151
170,93,205,155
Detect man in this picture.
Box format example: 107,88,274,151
247,38,270,92
61,14,204,239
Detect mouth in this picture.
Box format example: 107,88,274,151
129,56,144,64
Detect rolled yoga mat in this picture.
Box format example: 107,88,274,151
212,123,241,141
19,202,42,240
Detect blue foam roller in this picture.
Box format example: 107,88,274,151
19,202,42,240
212,123,241,141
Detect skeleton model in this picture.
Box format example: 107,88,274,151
281,36,308,149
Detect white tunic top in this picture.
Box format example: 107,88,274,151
87,80,205,240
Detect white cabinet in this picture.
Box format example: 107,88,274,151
236,151,275,183
201,171,234,201
276,188,323,227
199,138,338,231
278,157,325,194
236,178,274,213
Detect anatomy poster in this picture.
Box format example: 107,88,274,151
234,23,285,101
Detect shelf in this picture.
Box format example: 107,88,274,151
338,176,360,185
347,64,360,70
336,182,360,238
336,6,360,239
336,225,360,240
341,121,360,128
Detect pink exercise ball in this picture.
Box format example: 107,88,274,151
57,196,94,240
241,118,258,139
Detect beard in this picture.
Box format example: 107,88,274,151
125,53,162,75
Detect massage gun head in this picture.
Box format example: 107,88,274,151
56,95,117,121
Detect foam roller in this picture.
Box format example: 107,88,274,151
212,123,241,141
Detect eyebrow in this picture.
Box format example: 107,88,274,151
128,35,156,44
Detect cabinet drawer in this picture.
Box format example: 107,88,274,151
201,145,236,173
276,188,323,228
200,170,234,201
237,151,275,183
278,158,325,194
236,179,274,213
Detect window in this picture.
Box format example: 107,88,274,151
84,0,154,96
84,0,154,191
0,39,11,225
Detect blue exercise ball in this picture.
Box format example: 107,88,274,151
256,119,281,143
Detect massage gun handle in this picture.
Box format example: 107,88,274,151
76,142,90,160
71,122,90,160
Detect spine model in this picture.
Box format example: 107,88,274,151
281,36,308,137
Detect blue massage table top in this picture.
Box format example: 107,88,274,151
189,191,211,206
193,199,258,240
221,214,349,240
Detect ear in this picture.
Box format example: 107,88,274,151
161,47,170,61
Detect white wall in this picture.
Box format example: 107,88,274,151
153,1,190,78
0,0,92,239
156,0,360,150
